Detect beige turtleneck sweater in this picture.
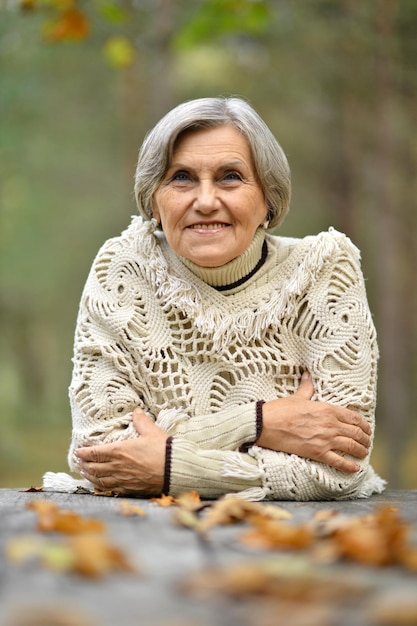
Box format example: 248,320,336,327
44,216,385,500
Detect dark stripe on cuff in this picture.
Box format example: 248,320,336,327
162,436,173,495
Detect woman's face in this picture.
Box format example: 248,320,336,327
152,125,268,267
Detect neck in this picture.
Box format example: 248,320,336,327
179,228,267,290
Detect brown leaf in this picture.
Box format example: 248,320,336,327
7,604,96,626
182,557,368,602
6,533,136,578
334,506,410,567
94,488,119,497
175,490,202,510
241,517,314,551
172,508,201,530
27,500,105,534
198,496,291,532
68,534,136,578
118,500,146,517
150,494,177,507
20,486,43,493
43,8,90,42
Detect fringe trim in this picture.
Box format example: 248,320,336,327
357,466,387,498
42,471,94,493
221,451,262,480
127,217,359,350
231,487,268,501
155,407,188,434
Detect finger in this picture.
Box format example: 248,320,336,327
293,371,315,400
79,470,115,491
337,410,372,437
335,420,371,448
333,436,369,460
132,409,158,435
319,451,361,474
75,444,116,464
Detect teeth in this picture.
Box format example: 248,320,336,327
189,223,227,229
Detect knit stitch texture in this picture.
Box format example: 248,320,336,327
50,216,385,500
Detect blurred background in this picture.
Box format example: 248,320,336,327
0,0,416,489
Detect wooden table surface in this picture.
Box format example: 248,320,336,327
1,488,416,626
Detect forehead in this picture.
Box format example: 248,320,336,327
172,125,253,162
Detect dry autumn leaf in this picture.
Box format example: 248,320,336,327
42,8,90,42
6,533,136,578
68,533,136,578
175,490,202,510
198,495,292,532
182,556,368,603
27,500,105,534
333,506,411,568
119,500,146,517
241,517,314,551
150,494,177,507
7,604,96,626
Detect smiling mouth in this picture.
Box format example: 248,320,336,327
188,223,229,230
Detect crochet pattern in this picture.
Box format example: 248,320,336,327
61,217,384,500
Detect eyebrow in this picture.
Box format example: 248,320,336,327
166,160,251,175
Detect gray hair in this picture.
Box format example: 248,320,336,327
134,97,291,230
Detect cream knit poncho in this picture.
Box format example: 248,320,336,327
44,216,385,500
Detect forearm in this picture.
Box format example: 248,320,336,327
157,401,264,451
165,435,383,501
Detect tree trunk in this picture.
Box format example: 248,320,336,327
372,0,412,487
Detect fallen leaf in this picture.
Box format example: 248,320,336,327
241,517,314,551
150,494,176,507
20,486,43,493
175,490,202,510
198,496,291,532
68,533,136,578
6,533,136,578
172,508,201,530
119,500,146,516
7,604,96,626
27,500,105,534
334,506,410,567
182,556,368,602
94,488,119,497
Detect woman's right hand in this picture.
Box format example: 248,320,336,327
256,372,372,473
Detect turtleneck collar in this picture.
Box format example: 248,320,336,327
178,227,267,289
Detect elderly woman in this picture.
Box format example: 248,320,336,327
44,97,384,500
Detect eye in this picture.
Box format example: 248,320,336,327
222,171,242,183
171,170,192,182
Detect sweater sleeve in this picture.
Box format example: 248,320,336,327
164,234,385,501
166,436,384,501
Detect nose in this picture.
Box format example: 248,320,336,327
194,180,219,213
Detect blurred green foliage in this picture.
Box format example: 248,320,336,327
1,0,416,488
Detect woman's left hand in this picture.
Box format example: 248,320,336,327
75,409,168,496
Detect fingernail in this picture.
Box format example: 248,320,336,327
302,371,310,380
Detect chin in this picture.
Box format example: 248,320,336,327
189,255,233,268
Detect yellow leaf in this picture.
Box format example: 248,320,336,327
103,36,136,68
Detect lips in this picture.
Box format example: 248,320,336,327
188,223,229,229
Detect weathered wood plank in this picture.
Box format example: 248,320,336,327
1,489,416,626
